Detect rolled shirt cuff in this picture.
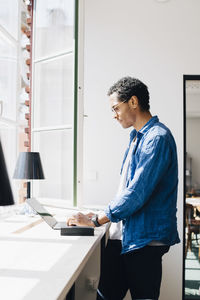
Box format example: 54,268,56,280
104,206,121,223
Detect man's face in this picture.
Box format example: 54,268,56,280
109,92,136,128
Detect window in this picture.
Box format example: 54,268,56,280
0,1,20,202
31,0,77,206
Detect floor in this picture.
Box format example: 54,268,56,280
185,235,200,299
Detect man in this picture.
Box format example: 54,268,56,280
67,76,180,300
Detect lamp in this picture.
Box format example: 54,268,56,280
0,141,14,206
13,152,45,199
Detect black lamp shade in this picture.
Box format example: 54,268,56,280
0,141,14,206
13,152,45,180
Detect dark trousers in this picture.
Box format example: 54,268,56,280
97,239,169,300
97,239,128,300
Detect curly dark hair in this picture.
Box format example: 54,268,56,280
107,76,150,111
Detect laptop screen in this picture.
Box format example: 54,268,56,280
26,198,57,228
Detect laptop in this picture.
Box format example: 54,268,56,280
26,198,94,236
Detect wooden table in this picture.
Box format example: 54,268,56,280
185,197,200,260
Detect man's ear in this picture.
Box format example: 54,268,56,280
130,96,138,109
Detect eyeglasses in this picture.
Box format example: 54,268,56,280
111,100,127,114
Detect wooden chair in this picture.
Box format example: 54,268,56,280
185,203,200,260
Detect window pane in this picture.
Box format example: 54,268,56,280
0,0,18,39
33,129,73,201
33,54,74,128
0,37,17,121
35,0,75,59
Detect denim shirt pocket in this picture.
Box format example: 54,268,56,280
127,147,140,185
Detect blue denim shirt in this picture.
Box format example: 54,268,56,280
105,116,180,254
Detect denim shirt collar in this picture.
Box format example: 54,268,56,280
129,115,159,142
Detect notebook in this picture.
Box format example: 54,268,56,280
26,198,94,236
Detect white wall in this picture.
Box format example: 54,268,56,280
186,88,200,191
187,117,200,188
82,0,200,299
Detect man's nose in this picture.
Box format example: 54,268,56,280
112,111,118,119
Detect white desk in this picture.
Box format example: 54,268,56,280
0,208,109,300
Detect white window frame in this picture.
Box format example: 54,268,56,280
31,0,84,207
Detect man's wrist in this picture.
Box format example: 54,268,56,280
91,214,101,227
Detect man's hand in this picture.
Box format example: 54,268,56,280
85,212,95,219
66,212,95,227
